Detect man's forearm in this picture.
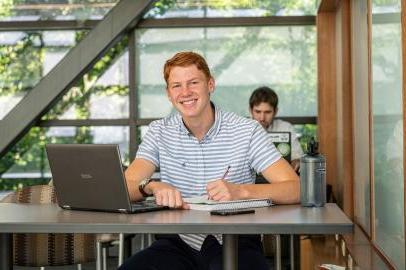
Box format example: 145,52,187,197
241,180,300,204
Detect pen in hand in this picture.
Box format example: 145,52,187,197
221,165,231,181
207,165,231,200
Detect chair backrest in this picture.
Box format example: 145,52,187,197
1,185,95,267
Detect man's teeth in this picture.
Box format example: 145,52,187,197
182,99,196,105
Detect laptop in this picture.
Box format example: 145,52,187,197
268,131,292,162
255,132,292,184
45,144,168,214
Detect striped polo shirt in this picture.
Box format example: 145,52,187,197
136,104,281,250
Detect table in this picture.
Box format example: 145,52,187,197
0,203,352,270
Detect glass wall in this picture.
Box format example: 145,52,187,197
136,26,316,118
0,30,81,119
351,0,371,235
0,0,317,190
144,0,317,18
0,0,118,21
371,0,404,268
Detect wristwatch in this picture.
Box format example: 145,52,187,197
138,178,154,197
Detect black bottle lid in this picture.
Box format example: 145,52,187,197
306,137,319,156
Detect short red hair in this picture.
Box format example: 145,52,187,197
163,51,212,85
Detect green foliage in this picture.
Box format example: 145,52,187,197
0,33,43,95
0,0,13,17
0,178,50,191
0,32,129,190
295,124,318,152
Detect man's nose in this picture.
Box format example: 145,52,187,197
180,84,191,95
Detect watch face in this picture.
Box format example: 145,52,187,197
140,179,148,187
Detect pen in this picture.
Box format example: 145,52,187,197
221,165,231,180
207,165,231,200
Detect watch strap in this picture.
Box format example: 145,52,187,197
138,178,153,197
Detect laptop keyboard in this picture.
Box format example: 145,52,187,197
130,200,168,212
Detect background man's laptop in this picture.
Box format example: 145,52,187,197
255,131,292,184
46,144,168,213
268,131,292,162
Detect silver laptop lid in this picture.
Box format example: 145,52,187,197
46,144,132,212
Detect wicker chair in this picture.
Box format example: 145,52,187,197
0,185,95,270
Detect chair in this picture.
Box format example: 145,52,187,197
0,185,95,270
46,179,128,270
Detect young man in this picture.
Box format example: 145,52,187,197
120,52,299,270
249,86,304,172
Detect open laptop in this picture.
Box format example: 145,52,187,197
255,132,292,184
268,131,292,162
46,144,168,213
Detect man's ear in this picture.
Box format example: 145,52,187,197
274,107,279,116
208,77,215,93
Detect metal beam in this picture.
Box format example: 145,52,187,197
35,116,317,128
0,20,99,31
0,0,155,157
138,16,315,28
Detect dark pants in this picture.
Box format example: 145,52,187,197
119,234,269,270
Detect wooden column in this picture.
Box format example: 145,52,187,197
317,7,338,200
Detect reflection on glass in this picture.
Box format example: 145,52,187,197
0,0,118,21
136,26,316,118
144,0,317,18
43,45,129,120
0,126,129,188
0,30,79,119
372,0,404,269
351,0,371,234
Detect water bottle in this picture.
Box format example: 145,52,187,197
300,137,326,207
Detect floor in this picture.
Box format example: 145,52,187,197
13,235,347,270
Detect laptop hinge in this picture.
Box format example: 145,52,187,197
118,209,128,213
62,205,71,209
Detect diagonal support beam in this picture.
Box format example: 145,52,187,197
0,0,155,157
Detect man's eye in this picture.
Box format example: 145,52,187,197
172,84,180,89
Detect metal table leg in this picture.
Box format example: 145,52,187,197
223,234,238,270
0,233,12,270
275,234,282,270
290,235,295,270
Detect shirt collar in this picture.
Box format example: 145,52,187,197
177,102,222,140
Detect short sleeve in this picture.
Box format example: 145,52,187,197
135,122,160,167
248,123,282,173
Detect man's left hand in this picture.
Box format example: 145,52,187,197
291,159,300,172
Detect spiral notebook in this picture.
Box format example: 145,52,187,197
183,196,273,211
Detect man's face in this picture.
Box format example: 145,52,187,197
166,65,214,120
250,102,277,129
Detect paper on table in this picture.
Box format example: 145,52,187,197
183,195,273,211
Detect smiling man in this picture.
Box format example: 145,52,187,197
120,52,299,270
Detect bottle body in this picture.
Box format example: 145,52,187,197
300,154,326,207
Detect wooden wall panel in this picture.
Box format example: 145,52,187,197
318,0,354,217
317,11,338,196
338,0,354,218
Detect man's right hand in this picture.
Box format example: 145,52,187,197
146,182,189,209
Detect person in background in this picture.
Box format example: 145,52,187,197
119,52,299,270
249,86,304,172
